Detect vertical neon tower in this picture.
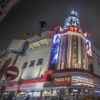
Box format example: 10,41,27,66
49,10,93,72
64,10,80,29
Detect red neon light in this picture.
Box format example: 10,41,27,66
47,30,55,37
54,80,71,83
83,32,92,38
68,27,81,33
6,70,53,87
53,68,100,79
54,26,61,31
22,70,53,84
48,26,81,36
23,78,44,84
6,68,100,89
48,31,55,34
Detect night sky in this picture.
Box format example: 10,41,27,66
0,0,100,51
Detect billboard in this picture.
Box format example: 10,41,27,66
7,39,26,53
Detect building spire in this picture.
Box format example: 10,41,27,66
64,10,80,29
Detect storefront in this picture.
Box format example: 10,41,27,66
42,69,100,99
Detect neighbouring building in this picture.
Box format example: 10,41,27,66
0,0,21,22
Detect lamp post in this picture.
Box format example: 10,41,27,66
17,66,24,93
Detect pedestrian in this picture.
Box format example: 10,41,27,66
24,95,30,100
7,92,16,100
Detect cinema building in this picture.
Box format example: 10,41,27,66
0,10,100,97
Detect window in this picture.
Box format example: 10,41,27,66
37,58,43,65
29,60,35,67
22,62,28,68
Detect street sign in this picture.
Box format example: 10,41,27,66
5,66,19,80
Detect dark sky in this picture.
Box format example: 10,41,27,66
0,0,100,51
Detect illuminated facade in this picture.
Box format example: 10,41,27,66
48,11,100,95
0,10,100,97
49,10,93,72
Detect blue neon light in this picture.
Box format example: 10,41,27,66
84,89,88,93
95,90,100,94
50,34,60,64
72,88,78,92
95,84,100,86
64,10,80,29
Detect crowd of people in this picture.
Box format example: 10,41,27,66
1,91,100,100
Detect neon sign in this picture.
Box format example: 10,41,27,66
95,90,100,94
72,76,94,87
64,10,80,29
67,27,81,33
50,34,60,64
72,88,79,92
71,10,78,16
54,77,71,83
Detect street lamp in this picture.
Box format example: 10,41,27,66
17,66,24,93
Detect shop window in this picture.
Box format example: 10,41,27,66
37,58,43,65
29,60,35,67
22,62,28,68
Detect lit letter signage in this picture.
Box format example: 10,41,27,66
72,76,94,87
